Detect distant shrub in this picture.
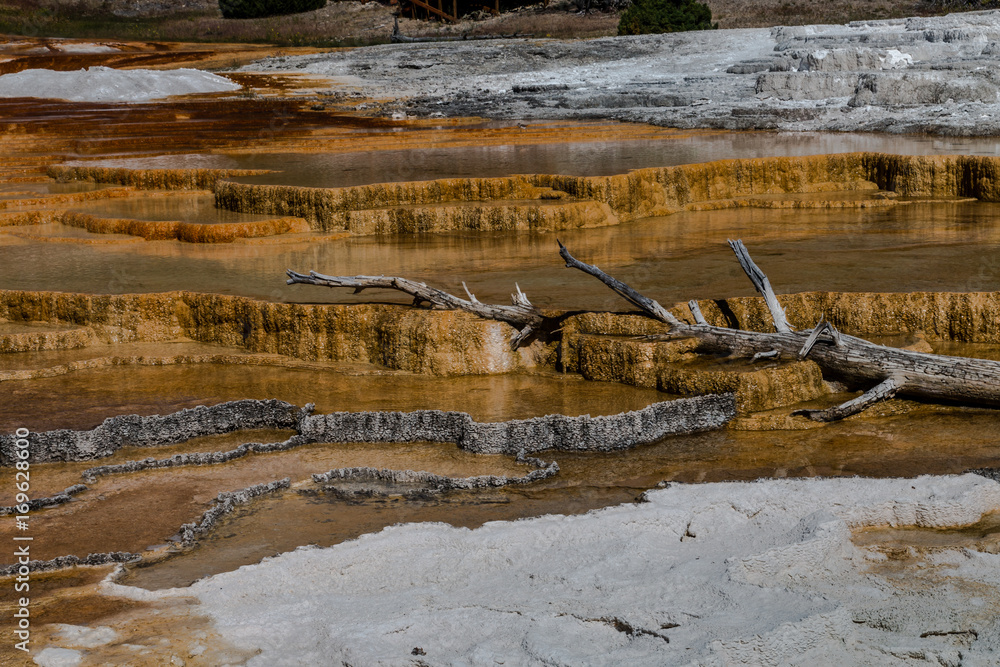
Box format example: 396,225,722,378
618,0,714,35
219,0,327,20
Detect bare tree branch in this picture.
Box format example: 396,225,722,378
557,240,680,326
727,239,792,333
688,299,708,325
286,269,544,349
793,377,900,422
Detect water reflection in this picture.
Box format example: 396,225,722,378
69,194,278,224
0,364,670,433
2,201,1000,308
77,131,1000,187
121,406,1000,589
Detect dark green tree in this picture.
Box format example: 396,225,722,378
618,0,714,35
219,0,327,19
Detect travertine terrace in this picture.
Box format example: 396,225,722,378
4,16,1000,665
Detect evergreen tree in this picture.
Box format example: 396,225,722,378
219,0,327,20
618,0,714,35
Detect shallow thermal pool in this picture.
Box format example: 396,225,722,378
72,131,1000,187
7,129,1000,597
68,193,280,225
3,201,1000,308
109,404,1000,588
0,362,671,433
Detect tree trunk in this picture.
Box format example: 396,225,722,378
558,239,1000,421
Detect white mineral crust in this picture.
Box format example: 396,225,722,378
128,473,1000,665
252,9,1000,135
0,66,240,102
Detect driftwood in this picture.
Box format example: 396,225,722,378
286,269,544,348
558,239,1000,422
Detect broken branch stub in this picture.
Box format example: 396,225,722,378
557,240,680,326
286,269,544,349
727,239,792,333
558,241,1000,422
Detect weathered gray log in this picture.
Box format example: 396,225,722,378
560,239,1000,421
286,269,544,349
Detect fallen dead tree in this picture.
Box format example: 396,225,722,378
286,269,546,348
287,241,1000,421
559,239,1000,421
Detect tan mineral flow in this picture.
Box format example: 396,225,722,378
193,152,1000,236
695,291,1000,344
48,166,274,191
60,211,309,242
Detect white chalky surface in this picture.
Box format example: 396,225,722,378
48,624,118,648
32,647,83,667
249,9,1000,135
104,474,1000,666
0,66,240,102
49,42,120,54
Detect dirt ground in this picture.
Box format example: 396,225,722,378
0,0,967,46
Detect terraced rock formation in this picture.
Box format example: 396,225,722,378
252,10,1000,135
32,152,1000,245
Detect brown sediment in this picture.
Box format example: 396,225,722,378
211,152,879,229
0,40,327,75
0,90,689,161
176,293,553,374
682,191,904,211
0,395,726,578
0,562,254,666
695,291,1000,345
0,349,340,382
328,199,619,234
0,321,94,353
60,211,309,242
1,225,146,244
0,210,62,226
24,152,1000,246
0,186,135,210
558,292,1000,411
48,166,273,191
0,430,562,564
863,152,1000,200
1,363,673,438
5,288,1000,364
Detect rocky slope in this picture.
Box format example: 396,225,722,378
246,9,1000,135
